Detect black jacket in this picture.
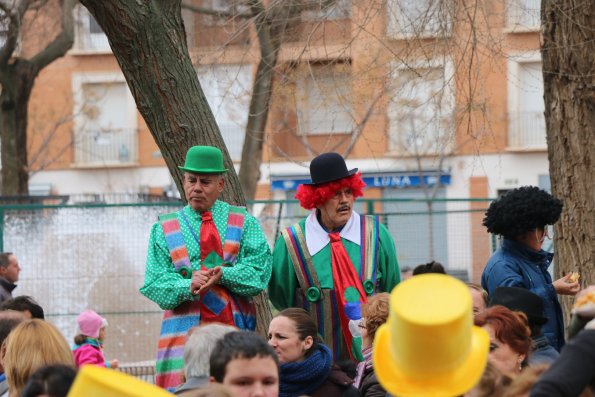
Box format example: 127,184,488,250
358,366,385,397
0,277,16,304
311,365,360,397
530,329,595,397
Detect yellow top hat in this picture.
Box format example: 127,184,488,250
373,274,489,397
67,365,173,397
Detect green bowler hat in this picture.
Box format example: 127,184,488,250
178,145,229,174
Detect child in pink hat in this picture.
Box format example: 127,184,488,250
72,309,119,369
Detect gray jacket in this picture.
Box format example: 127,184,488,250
174,376,209,395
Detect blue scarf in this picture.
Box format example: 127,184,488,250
279,344,332,397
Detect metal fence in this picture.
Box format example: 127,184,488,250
0,197,493,368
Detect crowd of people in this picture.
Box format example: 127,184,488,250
0,146,592,397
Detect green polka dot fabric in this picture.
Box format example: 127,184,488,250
140,200,272,310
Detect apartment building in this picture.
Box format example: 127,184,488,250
24,0,548,280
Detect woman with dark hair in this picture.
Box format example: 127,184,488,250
412,261,446,276
20,365,76,397
481,186,580,351
267,308,359,397
475,306,532,378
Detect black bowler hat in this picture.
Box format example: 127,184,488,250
305,152,358,185
489,287,548,326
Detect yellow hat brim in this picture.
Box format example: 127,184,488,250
373,324,490,397
67,365,172,397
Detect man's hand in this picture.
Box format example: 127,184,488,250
109,359,119,369
553,273,581,296
191,266,223,295
191,270,209,295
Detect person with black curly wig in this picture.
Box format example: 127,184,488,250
480,186,580,352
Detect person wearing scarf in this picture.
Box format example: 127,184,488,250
353,293,389,397
269,308,359,397
72,310,118,369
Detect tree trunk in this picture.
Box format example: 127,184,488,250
541,0,595,318
238,0,281,202
81,0,272,334
0,0,75,196
0,61,37,195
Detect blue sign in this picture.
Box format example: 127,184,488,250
271,173,451,191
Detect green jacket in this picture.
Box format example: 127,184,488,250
140,200,272,310
269,212,400,310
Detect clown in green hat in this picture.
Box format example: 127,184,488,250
140,145,272,391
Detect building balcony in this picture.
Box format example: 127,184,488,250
386,0,453,40
73,31,110,53
507,111,547,151
73,128,138,167
72,6,111,54
505,0,540,32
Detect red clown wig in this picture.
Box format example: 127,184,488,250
295,172,366,210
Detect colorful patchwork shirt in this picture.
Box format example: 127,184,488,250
140,200,272,310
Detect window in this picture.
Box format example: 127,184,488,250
196,64,253,161
296,66,354,135
73,6,110,52
301,0,351,21
387,0,452,39
506,0,540,31
201,0,250,26
72,74,138,166
383,188,449,270
388,63,455,155
507,54,546,150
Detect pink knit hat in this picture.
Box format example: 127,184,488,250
77,310,108,339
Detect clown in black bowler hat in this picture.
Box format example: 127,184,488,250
269,152,400,362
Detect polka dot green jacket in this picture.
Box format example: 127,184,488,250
140,200,272,310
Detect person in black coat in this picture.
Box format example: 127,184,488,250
530,287,595,397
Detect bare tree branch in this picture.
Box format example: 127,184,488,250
30,0,75,70
269,133,310,168
0,0,32,65
340,87,388,157
27,111,74,172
